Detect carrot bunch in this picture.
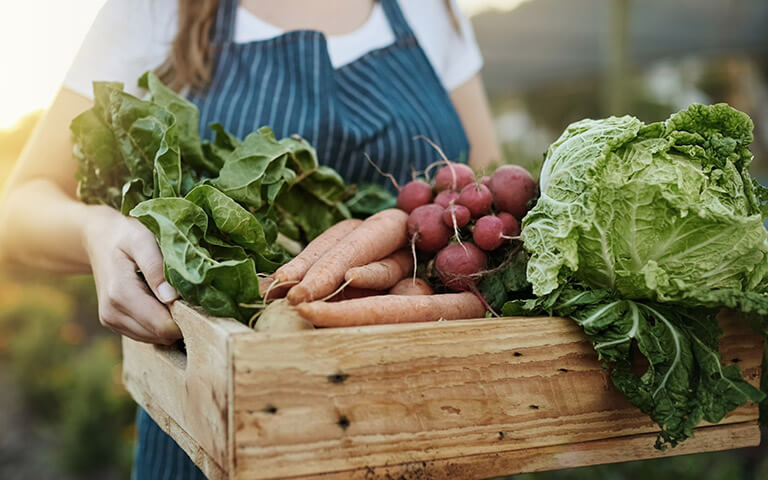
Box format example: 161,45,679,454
254,208,485,330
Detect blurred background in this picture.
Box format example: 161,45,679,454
0,0,766,478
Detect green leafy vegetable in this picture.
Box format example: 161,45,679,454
71,72,353,321
523,104,768,310
504,287,765,449
508,103,768,448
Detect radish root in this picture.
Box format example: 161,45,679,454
319,278,353,303
365,153,400,190
469,283,499,317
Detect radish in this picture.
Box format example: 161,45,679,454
434,162,475,192
473,215,506,251
396,180,433,213
407,204,451,253
442,204,471,229
497,212,521,237
488,165,537,218
480,175,491,188
434,190,459,208
457,183,493,218
435,242,488,291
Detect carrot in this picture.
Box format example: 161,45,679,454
344,249,413,290
388,278,434,296
296,292,486,327
258,276,286,301
287,209,409,304
328,286,383,301
272,219,362,286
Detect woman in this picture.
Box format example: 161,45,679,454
0,0,501,477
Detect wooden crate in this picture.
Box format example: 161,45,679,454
122,303,763,480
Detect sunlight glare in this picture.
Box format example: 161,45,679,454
0,0,523,130
0,0,107,129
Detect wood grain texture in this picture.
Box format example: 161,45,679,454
230,311,762,479
122,302,250,477
121,304,763,480
288,421,760,480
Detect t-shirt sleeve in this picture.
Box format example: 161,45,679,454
63,0,177,99
405,0,484,92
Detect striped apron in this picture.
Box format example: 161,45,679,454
133,0,470,478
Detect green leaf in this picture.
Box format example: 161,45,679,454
477,248,530,312
523,103,768,315
129,197,261,321
344,183,397,217
504,288,765,449
139,71,218,175
211,127,290,209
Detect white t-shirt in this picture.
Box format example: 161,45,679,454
64,0,483,99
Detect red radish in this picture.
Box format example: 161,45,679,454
480,175,491,187
488,165,537,218
497,212,521,237
435,242,488,291
407,204,451,253
434,190,459,208
473,215,506,251
434,162,475,191
442,204,471,228
396,180,433,213
457,183,493,217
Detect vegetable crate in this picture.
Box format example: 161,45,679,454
122,302,763,480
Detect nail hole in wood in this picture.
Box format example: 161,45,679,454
263,405,278,414
513,352,523,357
498,431,505,440
529,404,540,410
328,372,349,384
337,415,350,430
731,357,741,363
559,368,569,373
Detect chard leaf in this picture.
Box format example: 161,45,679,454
344,183,397,217
139,72,218,175
504,289,765,449
477,248,530,312
211,127,290,209
129,197,262,321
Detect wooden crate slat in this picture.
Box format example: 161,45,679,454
121,303,763,480
286,421,760,480
122,302,250,473
228,312,761,478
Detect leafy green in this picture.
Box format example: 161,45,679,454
523,104,768,310
72,72,353,321
477,247,530,312
507,103,768,448
503,287,765,449
344,183,397,218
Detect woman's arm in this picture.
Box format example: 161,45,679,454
450,73,502,172
0,88,181,344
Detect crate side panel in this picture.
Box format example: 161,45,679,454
287,421,760,480
230,314,761,479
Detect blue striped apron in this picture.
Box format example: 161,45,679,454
133,0,470,478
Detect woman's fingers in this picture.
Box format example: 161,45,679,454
122,217,178,304
100,251,182,345
99,308,163,344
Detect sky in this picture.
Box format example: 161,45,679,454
0,0,525,130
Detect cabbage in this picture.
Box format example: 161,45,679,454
508,104,768,449
523,103,768,312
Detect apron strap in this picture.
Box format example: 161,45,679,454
213,0,238,43
379,0,416,41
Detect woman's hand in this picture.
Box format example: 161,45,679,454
83,205,182,345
